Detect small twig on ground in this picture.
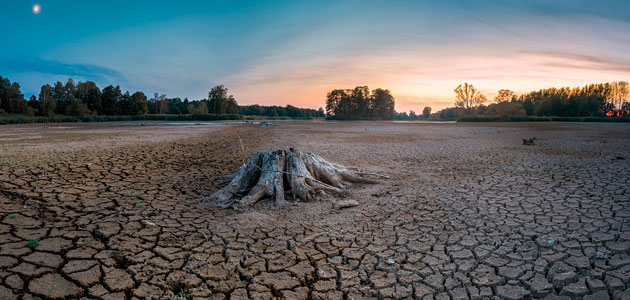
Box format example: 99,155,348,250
103,218,123,224
329,198,359,209
237,134,246,165
198,229,208,240
297,232,326,246
355,172,390,179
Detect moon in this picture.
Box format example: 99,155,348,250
32,4,41,14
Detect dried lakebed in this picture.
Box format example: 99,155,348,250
0,121,629,299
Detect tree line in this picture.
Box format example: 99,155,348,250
325,86,396,120
395,107,432,120
240,104,323,118
149,86,323,118
147,85,240,116
0,76,323,118
436,81,630,119
1,76,149,117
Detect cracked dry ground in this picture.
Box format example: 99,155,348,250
1,122,629,300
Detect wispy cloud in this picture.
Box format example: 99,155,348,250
0,57,124,83
523,51,630,73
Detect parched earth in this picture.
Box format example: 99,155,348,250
0,121,629,300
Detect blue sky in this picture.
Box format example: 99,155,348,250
1,0,629,110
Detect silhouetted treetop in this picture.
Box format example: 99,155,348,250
325,86,395,120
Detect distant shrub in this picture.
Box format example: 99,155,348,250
325,116,378,121
0,115,80,125
0,113,243,125
484,102,527,116
457,116,630,122
263,116,314,120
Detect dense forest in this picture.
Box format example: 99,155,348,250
435,81,630,120
325,86,396,120
0,76,323,119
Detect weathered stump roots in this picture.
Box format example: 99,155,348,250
206,148,384,209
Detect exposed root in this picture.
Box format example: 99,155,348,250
302,152,381,189
330,198,359,209
210,152,262,208
205,148,384,209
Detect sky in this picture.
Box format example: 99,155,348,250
1,0,629,111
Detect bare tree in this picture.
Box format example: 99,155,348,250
610,81,629,111
454,83,487,109
152,93,167,114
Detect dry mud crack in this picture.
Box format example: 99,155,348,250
0,121,629,300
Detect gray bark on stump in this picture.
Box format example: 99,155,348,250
205,148,384,209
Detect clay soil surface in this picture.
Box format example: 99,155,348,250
1,121,629,299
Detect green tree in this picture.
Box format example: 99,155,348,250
208,85,239,114
422,107,431,118
128,91,148,115
25,95,38,116
484,102,526,116
188,101,208,115
67,99,90,116
167,97,184,114
0,76,26,114
521,99,534,116
371,88,395,120
51,81,65,114
325,89,352,118
38,84,56,117
52,79,78,115
351,86,371,118
75,81,101,114
325,87,395,120
438,107,466,120
117,91,132,115
101,85,122,115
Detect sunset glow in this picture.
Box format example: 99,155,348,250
2,1,629,111
230,49,630,111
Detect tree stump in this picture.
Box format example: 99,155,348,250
205,148,384,209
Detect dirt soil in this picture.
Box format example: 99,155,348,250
0,121,629,300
